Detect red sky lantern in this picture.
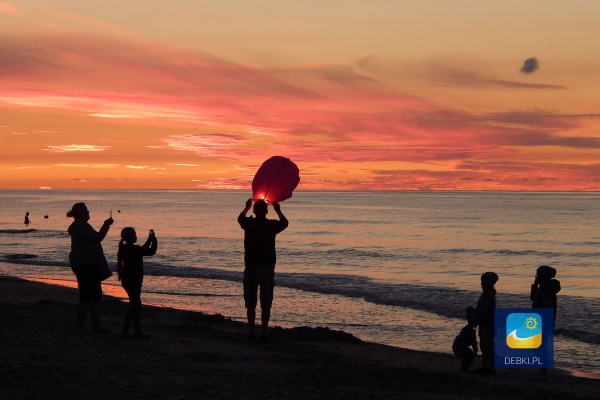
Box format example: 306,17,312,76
252,156,300,203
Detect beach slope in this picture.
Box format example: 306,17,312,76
0,275,598,400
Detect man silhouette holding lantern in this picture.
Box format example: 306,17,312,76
238,198,288,342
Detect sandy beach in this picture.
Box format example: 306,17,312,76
1,273,598,400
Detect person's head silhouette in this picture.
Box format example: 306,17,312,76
121,227,137,244
253,200,268,217
67,202,89,221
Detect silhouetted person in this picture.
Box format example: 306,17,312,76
238,199,288,342
453,306,480,372
531,265,560,376
67,202,113,333
530,265,561,324
24,212,30,224
473,271,498,375
117,227,157,339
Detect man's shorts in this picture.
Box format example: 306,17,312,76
243,266,274,310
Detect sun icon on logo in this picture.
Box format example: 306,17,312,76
525,316,538,330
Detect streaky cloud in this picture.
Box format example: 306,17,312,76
43,144,111,152
488,80,565,90
164,133,258,159
366,53,565,91
55,164,119,168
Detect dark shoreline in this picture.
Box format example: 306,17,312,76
1,275,599,399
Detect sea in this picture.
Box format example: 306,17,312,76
1,189,599,374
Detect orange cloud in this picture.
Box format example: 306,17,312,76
43,144,111,153
1,22,600,190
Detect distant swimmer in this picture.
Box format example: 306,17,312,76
24,212,31,224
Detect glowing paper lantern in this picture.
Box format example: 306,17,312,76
252,156,300,203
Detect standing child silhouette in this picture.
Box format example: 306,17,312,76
530,265,560,376
473,271,498,375
530,265,561,324
117,227,158,339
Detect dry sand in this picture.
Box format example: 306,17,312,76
0,274,598,400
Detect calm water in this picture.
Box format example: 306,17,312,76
0,189,599,374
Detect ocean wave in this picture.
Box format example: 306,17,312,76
308,219,379,225
143,290,238,298
0,229,37,234
4,254,38,260
5,257,599,346
436,248,558,257
556,329,600,345
290,230,339,236
434,247,600,259
324,248,395,259
142,263,600,345
0,257,66,267
0,229,67,239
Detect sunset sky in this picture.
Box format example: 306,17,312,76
1,1,600,190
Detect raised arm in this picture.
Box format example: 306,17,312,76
72,218,113,243
142,232,158,256
272,203,289,230
238,198,253,225
97,217,114,241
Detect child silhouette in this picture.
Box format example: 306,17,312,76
452,306,480,372
117,227,157,339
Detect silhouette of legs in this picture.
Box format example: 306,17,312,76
76,300,87,331
453,346,476,372
122,284,146,339
261,308,270,338
90,302,105,333
460,348,476,372
246,307,270,341
244,267,274,342
477,324,495,374
247,308,256,338
75,268,103,332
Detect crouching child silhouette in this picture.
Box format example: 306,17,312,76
117,227,157,339
452,306,480,372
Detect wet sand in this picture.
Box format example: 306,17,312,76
0,274,598,400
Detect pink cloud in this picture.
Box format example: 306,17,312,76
1,27,600,190
164,134,260,159
360,162,600,191
2,31,588,155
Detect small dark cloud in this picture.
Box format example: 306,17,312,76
520,57,539,74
